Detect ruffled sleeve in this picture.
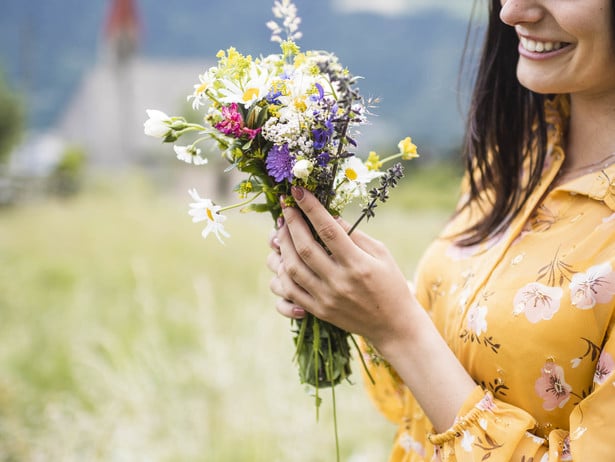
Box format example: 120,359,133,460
430,327,615,461
357,337,407,425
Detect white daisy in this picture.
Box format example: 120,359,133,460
188,189,230,243
217,64,273,107
187,67,217,110
334,155,385,204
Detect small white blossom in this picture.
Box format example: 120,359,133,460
144,109,172,138
269,0,302,43
188,189,230,243
292,158,313,180
174,145,208,165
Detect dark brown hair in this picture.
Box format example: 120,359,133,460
458,0,615,245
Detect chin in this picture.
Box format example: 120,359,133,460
516,72,565,95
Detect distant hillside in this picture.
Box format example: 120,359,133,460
0,0,479,153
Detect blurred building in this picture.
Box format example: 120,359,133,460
55,0,207,169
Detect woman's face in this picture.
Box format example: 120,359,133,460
500,0,615,98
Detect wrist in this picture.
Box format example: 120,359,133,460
373,305,433,368
367,304,477,432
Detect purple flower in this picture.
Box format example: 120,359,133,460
316,151,331,166
265,89,283,105
266,143,294,183
312,117,334,150
309,83,325,103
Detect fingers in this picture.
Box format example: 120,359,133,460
266,250,281,275
269,227,281,254
273,296,306,320
286,187,385,261
279,200,335,278
269,266,311,318
283,187,355,264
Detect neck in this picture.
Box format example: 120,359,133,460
566,92,615,171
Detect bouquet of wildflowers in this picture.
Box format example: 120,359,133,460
144,0,418,434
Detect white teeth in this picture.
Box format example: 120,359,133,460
520,37,564,53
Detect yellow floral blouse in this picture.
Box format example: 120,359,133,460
361,97,615,461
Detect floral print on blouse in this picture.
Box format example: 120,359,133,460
360,96,615,461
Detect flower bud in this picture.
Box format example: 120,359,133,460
144,109,172,139
292,158,314,180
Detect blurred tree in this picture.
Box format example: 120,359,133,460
0,70,24,166
47,145,86,197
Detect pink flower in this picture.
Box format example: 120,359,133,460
569,262,615,310
561,435,573,461
513,282,563,323
214,103,261,140
535,362,572,411
594,351,615,385
476,392,497,412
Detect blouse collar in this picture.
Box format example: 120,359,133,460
543,95,615,212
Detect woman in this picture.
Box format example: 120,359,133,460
267,0,615,460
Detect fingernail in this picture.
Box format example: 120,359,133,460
272,237,280,249
292,306,306,318
291,186,304,201
280,195,287,209
276,216,285,228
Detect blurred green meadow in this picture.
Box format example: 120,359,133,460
0,163,460,461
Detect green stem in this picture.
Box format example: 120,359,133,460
189,136,210,147
218,191,264,213
378,152,404,164
313,318,321,421
349,334,375,385
346,193,378,236
171,126,205,138
328,335,341,462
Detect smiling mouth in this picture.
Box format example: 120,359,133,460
519,37,570,53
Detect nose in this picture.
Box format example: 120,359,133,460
499,0,544,27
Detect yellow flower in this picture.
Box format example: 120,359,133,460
269,106,281,118
365,151,382,171
293,96,307,112
281,40,300,58
242,87,260,103
344,166,358,181
231,147,244,161
293,52,307,68
398,137,419,160
238,181,253,199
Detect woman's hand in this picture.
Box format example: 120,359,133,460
267,221,307,320
267,187,477,431
267,186,418,352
